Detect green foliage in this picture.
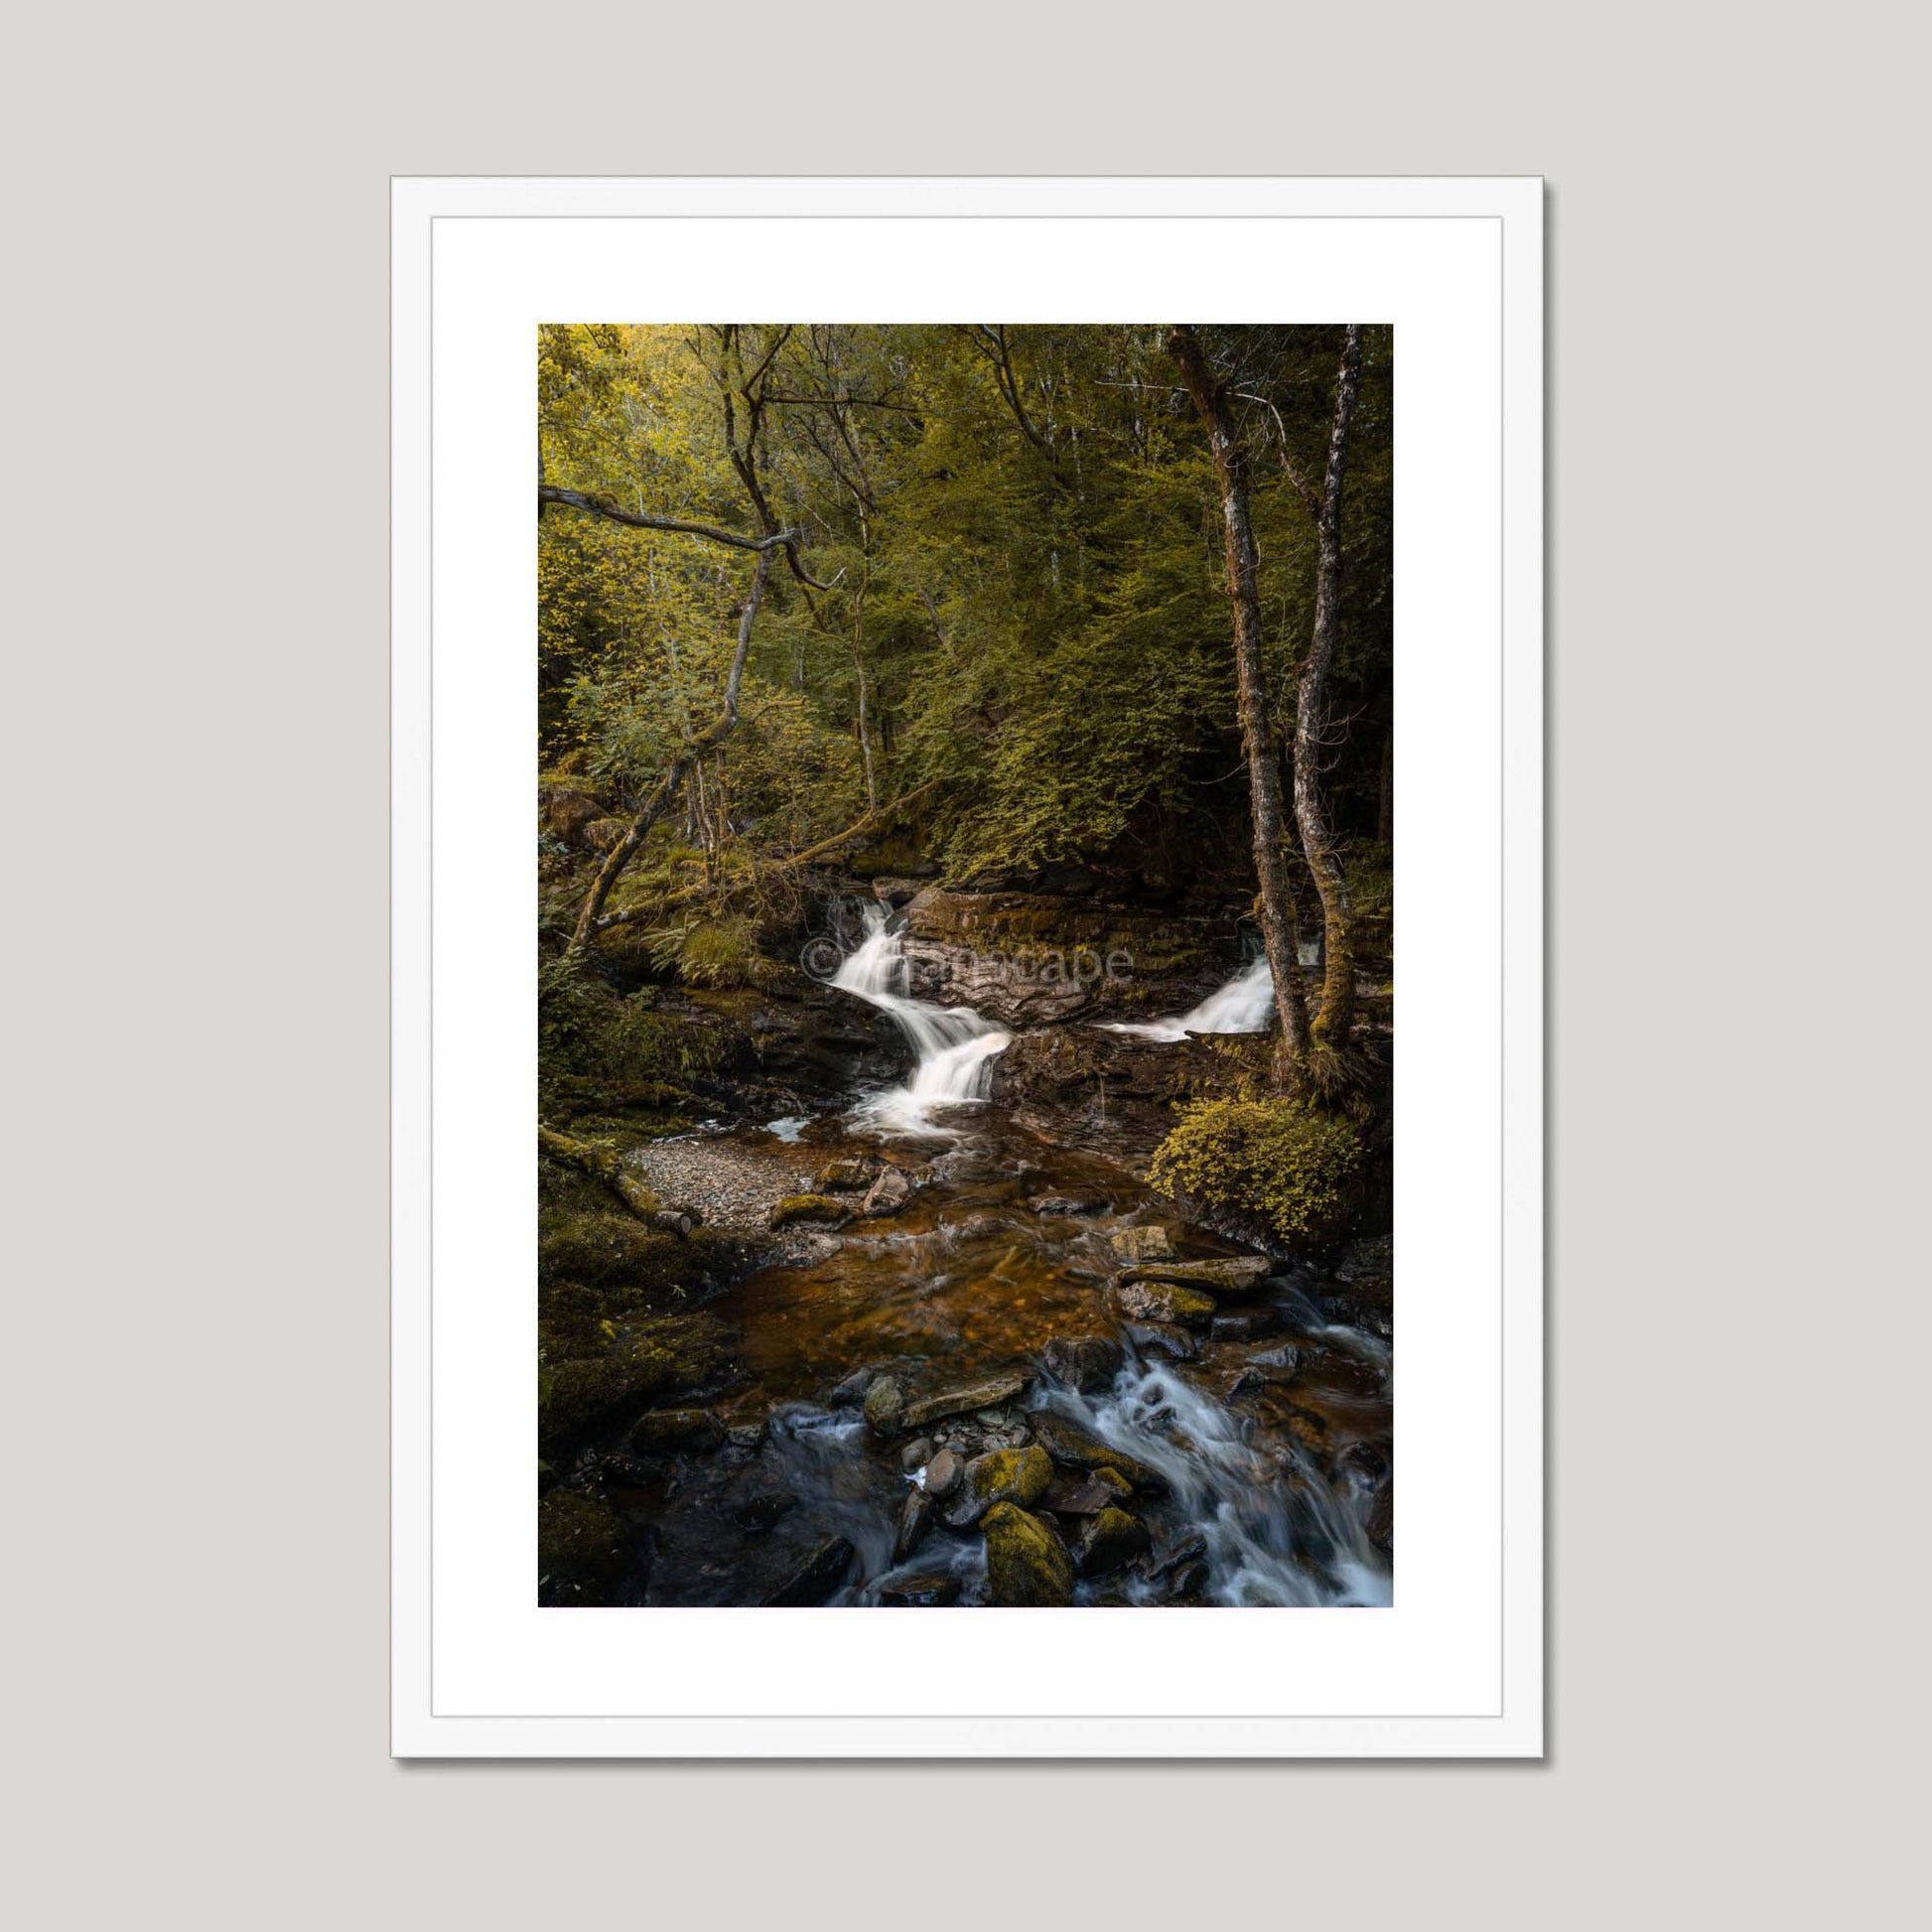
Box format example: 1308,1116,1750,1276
1150,1097,1367,1248
537,958,721,1126
643,915,780,990
538,322,1395,893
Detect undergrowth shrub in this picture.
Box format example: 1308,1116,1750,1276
644,916,780,990
1149,1097,1366,1248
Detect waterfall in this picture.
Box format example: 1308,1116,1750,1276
831,902,1011,1133
1100,952,1276,1042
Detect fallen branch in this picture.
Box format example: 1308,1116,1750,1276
538,1125,692,1234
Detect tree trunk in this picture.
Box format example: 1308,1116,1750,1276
567,544,775,952
1293,326,1365,1051
1168,326,1311,1081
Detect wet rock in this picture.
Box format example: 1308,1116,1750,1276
726,1419,767,1452
1111,1277,1217,1330
1246,1344,1303,1373
1155,1529,1208,1576
1109,1224,1177,1265
763,1535,857,1606
1041,1332,1124,1394
1039,1467,1134,1516
982,1503,1075,1606
1028,1411,1170,1495
627,1408,725,1455
828,1366,878,1406
943,1445,1053,1528
1225,1367,1268,1399
863,1376,907,1437
1118,1255,1273,1296
1165,1560,1211,1602
815,1159,876,1192
597,1451,657,1488
1124,1319,1197,1362
896,1486,934,1563
769,1192,854,1230
901,1375,1029,1434
1077,1507,1151,1579
900,1437,934,1471
879,1572,963,1607
736,1491,796,1531
861,1166,915,1217
1210,1308,1285,1343
922,1447,964,1500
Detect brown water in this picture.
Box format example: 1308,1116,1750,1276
621,1107,1393,1608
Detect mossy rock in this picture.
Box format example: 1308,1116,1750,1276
538,1313,739,1449
982,1503,1074,1607
947,1445,1052,1527
1110,1277,1217,1330
537,1490,631,1605
538,1281,614,1360
1076,1506,1151,1580
863,1376,906,1437
628,1408,725,1455
769,1193,854,1230
538,1211,730,1305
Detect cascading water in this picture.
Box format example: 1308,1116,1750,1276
831,901,1012,1134
623,904,1389,1608
1100,952,1277,1042
1030,1361,1390,1606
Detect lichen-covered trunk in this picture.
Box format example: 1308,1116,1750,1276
537,1124,687,1228
1295,326,1364,1050
1168,326,1311,1083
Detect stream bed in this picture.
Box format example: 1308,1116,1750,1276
607,910,1393,1608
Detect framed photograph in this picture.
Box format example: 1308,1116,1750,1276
391,175,1544,1756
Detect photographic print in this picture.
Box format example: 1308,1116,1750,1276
535,322,1395,1610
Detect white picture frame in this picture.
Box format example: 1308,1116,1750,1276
391,175,1544,1758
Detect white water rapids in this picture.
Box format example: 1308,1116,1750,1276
832,902,1012,1134
1099,951,1277,1042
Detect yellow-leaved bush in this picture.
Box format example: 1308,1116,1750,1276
1149,1097,1365,1248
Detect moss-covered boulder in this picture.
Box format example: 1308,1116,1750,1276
945,1445,1053,1527
537,1489,632,1605
538,1209,729,1303
538,1313,739,1449
1111,1277,1217,1329
863,1376,906,1437
982,1503,1074,1606
815,1159,876,1192
769,1192,854,1230
1076,1506,1151,1579
628,1408,725,1454
1117,1256,1273,1296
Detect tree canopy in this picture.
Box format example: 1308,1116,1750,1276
538,322,1391,925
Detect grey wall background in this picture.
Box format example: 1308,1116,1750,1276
10,3,1923,1924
